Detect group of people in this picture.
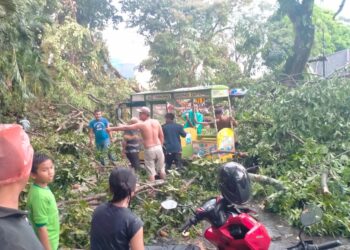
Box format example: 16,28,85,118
107,107,186,181
182,105,238,135
89,107,188,182
0,125,57,250
88,105,238,182
0,124,200,250
1,104,237,250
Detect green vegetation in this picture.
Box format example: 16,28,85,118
0,0,132,119
237,76,350,236
1,0,350,248
263,5,350,73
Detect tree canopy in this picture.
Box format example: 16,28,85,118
122,0,243,89
75,0,122,29
1,1,350,248
262,4,350,74
0,0,132,118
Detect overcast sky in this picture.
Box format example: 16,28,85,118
103,0,350,84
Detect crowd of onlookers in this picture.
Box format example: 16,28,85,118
0,105,236,249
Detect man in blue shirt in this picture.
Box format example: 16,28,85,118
89,109,116,166
162,113,187,170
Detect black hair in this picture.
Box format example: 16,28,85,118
94,109,102,113
32,153,52,174
215,108,223,115
109,167,137,203
165,113,175,120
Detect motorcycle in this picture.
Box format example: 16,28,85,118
162,196,271,250
162,199,342,250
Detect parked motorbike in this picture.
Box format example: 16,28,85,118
162,199,343,250
163,196,271,250
162,161,341,250
287,204,341,250
161,161,271,250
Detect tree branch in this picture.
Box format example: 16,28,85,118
57,180,166,207
321,170,331,195
248,173,287,191
333,0,346,20
87,93,103,104
286,131,305,144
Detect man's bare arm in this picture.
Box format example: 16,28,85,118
106,123,113,140
197,120,214,125
230,117,238,127
88,128,94,147
108,123,143,132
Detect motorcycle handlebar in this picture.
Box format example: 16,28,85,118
288,240,342,250
180,217,198,233
317,240,342,250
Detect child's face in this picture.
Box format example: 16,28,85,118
32,159,55,185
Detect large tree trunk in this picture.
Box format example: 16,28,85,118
279,0,315,86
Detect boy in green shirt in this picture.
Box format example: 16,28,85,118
27,154,60,250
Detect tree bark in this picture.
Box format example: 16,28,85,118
279,0,315,86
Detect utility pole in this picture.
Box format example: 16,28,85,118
322,29,326,77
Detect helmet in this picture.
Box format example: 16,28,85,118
218,162,251,205
0,124,33,185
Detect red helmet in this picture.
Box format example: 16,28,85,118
0,125,33,185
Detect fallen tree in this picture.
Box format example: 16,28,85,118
57,179,166,208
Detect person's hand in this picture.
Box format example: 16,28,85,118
106,127,112,132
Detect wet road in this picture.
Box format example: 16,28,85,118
250,203,350,250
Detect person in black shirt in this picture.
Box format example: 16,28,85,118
90,167,144,250
122,117,141,171
162,113,187,170
0,125,44,250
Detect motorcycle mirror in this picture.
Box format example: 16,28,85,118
161,199,178,210
300,205,323,227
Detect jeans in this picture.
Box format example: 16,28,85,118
96,140,116,166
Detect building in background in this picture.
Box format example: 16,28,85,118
309,49,350,78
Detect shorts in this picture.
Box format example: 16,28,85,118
144,145,165,177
